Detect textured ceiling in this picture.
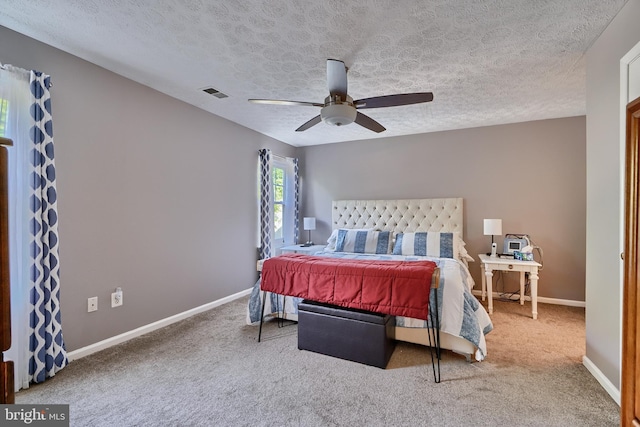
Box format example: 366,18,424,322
0,0,628,147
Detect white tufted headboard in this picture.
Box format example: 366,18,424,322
332,198,464,238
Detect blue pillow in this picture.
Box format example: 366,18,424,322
335,230,392,254
392,232,457,258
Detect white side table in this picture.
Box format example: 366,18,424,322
278,244,325,255
257,245,325,271
478,254,542,319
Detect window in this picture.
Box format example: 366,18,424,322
273,165,284,242
0,98,8,137
271,157,295,248
258,150,298,257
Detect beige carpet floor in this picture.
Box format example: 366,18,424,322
15,297,620,426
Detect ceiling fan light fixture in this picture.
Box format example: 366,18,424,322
249,59,433,132
321,103,357,126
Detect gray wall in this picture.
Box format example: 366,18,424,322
585,0,640,392
300,117,586,302
0,26,297,351
0,21,593,357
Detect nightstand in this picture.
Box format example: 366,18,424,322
257,245,325,271
278,244,326,255
478,254,542,319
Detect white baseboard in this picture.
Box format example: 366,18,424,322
471,290,585,308
67,288,253,362
582,355,621,405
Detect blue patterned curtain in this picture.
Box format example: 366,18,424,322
292,158,300,244
258,149,272,260
27,71,67,383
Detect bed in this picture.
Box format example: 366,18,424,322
247,198,493,361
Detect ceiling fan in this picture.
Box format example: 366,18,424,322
248,59,434,133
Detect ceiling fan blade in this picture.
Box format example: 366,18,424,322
327,59,348,98
295,115,322,132
354,112,386,133
249,99,323,107
354,92,434,109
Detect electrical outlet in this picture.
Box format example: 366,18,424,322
88,297,98,312
111,288,123,308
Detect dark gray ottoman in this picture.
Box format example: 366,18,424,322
297,299,396,368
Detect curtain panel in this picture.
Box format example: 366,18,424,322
251,149,301,323
258,149,272,260
28,71,67,383
258,149,301,257
0,64,67,390
292,157,300,245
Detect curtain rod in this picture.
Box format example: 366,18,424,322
0,63,52,87
258,150,288,161
0,63,28,74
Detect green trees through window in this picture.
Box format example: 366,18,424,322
0,99,8,137
273,166,284,240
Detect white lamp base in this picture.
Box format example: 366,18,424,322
301,229,314,247
490,242,497,257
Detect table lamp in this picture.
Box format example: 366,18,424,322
303,217,316,247
483,219,502,257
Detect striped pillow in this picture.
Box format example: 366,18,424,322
392,232,459,258
335,230,392,254
326,228,373,252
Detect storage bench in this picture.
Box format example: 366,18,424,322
297,299,396,368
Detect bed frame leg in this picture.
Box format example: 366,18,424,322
258,290,267,343
428,288,441,383
277,295,286,328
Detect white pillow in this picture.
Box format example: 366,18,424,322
457,238,475,264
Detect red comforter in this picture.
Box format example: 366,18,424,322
260,254,437,320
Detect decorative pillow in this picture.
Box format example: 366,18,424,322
335,229,392,254
392,232,460,259
457,238,475,265
326,228,373,252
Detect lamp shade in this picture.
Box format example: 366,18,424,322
483,219,502,236
303,217,316,231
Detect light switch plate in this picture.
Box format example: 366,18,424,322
88,297,98,312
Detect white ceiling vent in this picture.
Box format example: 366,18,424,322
202,87,228,99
